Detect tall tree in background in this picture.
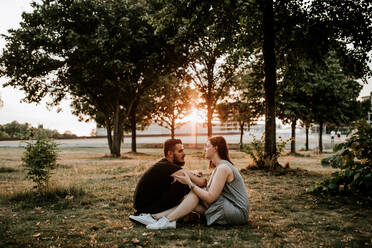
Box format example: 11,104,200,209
277,59,312,154
0,0,186,157
217,69,264,150
152,76,195,139
306,53,363,153
151,1,244,138
188,29,239,137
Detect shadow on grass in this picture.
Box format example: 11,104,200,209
0,185,87,209
99,154,133,159
0,167,18,173
311,191,372,209
285,152,311,157
55,163,73,169
124,151,152,156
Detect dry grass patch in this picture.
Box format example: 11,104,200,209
0,147,371,247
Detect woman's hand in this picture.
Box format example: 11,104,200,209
191,170,202,177
175,171,192,186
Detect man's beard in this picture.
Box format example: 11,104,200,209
174,155,185,166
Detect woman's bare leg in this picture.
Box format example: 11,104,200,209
152,206,177,220
166,191,199,222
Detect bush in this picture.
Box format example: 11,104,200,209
242,135,291,169
22,138,58,190
313,120,372,196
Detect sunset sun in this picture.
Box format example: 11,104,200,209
179,108,206,124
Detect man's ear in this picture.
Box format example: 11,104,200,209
166,150,173,158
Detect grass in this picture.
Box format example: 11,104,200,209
0,146,371,247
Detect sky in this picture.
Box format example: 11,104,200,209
0,0,371,136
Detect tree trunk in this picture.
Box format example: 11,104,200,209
240,122,244,150
262,0,277,161
305,123,309,151
291,118,296,154
171,118,175,139
207,100,213,138
206,64,214,138
105,115,113,153
319,121,323,153
112,100,122,157
131,108,137,153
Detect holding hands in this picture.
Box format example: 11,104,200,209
175,171,191,185
175,171,195,189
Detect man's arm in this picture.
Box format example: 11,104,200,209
171,169,207,187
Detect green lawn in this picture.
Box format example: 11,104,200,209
0,147,371,247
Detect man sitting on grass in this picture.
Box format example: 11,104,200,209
129,139,207,226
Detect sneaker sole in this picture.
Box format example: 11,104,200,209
146,225,176,230
129,216,156,226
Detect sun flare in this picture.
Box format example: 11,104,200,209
179,109,205,123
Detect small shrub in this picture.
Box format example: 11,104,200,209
313,120,372,196
22,138,58,190
242,135,291,169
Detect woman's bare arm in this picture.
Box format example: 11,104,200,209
175,165,232,204
172,169,207,187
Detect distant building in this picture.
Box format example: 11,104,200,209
361,91,372,125
95,120,266,137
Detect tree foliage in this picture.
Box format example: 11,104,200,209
0,121,76,140
151,76,195,139
314,120,372,197
217,70,264,149
22,138,58,190
0,0,185,156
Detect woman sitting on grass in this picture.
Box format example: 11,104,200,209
146,136,249,229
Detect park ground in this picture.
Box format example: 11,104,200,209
0,147,371,247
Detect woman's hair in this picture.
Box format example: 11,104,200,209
209,136,233,169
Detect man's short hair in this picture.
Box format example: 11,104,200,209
164,139,182,157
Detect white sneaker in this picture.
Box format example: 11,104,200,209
129,213,157,226
146,216,176,230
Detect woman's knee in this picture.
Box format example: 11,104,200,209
185,191,199,203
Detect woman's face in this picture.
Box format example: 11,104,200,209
204,141,216,160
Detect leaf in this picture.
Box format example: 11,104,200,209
32,233,41,237
142,232,155,237
131,238,140,244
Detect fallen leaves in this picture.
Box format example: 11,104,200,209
142,232,155,237
131,238,140,244
32,233,41,238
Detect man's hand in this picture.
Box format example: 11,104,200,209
174,171,192,186
171,169,207,187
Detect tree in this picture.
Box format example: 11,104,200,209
305,53,362,153
151,0,245,138
187,28,239,137
0,121,30,139
277,59,312,154
309,0,372,79
155,0,371,163
217,70,264,150
1,0,185,157
152,76,194,139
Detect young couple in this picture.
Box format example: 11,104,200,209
129,136,249,229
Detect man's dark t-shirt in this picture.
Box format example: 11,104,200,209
133,158,190,214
